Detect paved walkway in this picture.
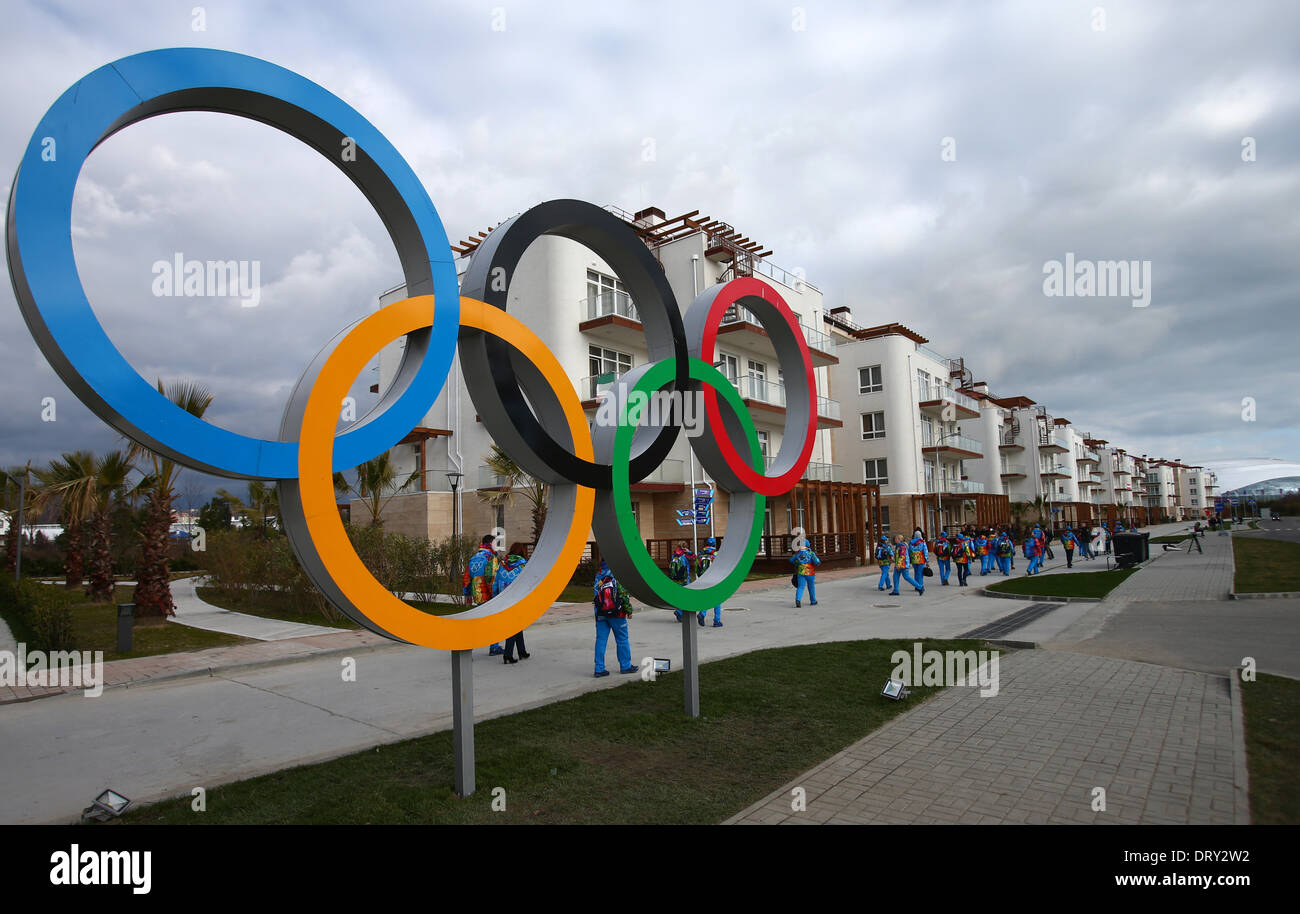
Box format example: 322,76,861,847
169,577,350,640
1107,528,1233,601
728,650,1248,825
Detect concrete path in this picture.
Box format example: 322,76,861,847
728,650,1247,825
169,576,349,640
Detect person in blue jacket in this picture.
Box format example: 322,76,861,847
593,561,637,677
875,535,895,591
907,531,930,596
495,553,530,663
790,542,821,607
698,537,722,627
1059,526,1081,568
933,530,952,585
994,531,1014,575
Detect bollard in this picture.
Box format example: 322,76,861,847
116,603,135,653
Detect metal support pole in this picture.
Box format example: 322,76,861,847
681,611,699,718
15,473,26,582
451,649,475,797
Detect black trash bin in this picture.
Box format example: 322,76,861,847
1136,532,1150,563
1112,533,1143,568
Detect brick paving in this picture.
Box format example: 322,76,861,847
1107,528,1234,602
727,649,1246,825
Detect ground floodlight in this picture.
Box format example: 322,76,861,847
881,679,909,701
81,789,131,822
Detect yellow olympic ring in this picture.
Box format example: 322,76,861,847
297,296,595,649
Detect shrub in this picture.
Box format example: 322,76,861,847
0,572,76,652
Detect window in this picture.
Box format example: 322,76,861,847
860,411,886,440
858,365,882,394
757,430,770,462
587,345,632,398
916,369,931,399
921,416,934,447
719,353,739,385
630,500,640,532
864,458,888,485
586,270,631,318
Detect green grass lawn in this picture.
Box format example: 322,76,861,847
122,639,981,824
35,583,250,661
984,568,1136,599
1232,536,1300,593
1241,672,1300,824
1149,534,1190,544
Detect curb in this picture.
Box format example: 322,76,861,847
1227,667,1252,825
978,589,1100,603
0,639,403,706
1229,590,1300,600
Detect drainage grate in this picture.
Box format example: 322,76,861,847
959,602,1064,639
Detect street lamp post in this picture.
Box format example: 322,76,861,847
933,426,962,534
446,470,464,540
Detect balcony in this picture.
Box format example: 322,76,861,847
632,458,685,489
998,433,1024,451
763,456,843,482
1113,466,1132,476
1000,464,1027,479
922,433,983,459
1038,431,1069,453
578,291,642,345
576,370,628,406
736,374,842,429
917,383,980,420
717,304,838,367
1077,450,1100,464
925,478,986,495
1039,467,1070,479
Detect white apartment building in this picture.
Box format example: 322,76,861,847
362,204,881,565
823,314,1010,535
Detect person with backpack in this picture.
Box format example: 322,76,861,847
1059,526,1080,568
463,534,504,656
494,553,530,663
789,541,820,607
698,537,723,626
908,531,930,596
593,561,637,677
875,535,895,591
670,544,705,626
952,531,973,586
994,530,1014,576
933,530,952,586
1025,529,1044,575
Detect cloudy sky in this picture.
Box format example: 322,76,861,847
1,0,1297,505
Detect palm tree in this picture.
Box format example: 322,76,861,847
333,451,419,527
477,444,548,542
32,451,97,590
130,380,214,618
34,450,135,601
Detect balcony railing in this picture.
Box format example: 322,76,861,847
763,456,842,482
738,373,786,407
720,304,835,354
583,290,638,322
636,458,684,484
925,479,986,494
576,370,629,401
817,395,841,421
923,432,983,455
1000,463,1027,476
916,344,949,365
917,383,979,413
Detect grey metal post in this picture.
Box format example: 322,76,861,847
14,473,25,582
116,603,134,653
451,648,475,797
681,611,699,718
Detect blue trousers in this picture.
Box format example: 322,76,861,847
878,565,892,589
938,559,950,583
795,575,817,603
979,554,991,574
997,555,1011,575
1027,554,1042,574
594,615,633,673
893,566,922,593
955,563,969,585
912,564,927,592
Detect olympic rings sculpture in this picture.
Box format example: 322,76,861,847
6,48,817,650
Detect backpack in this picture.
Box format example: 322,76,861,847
670,553,692,582
595,579,620,617
996,539,1013,557
467,548,494,579
875,543,892,562
697,551,714,574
